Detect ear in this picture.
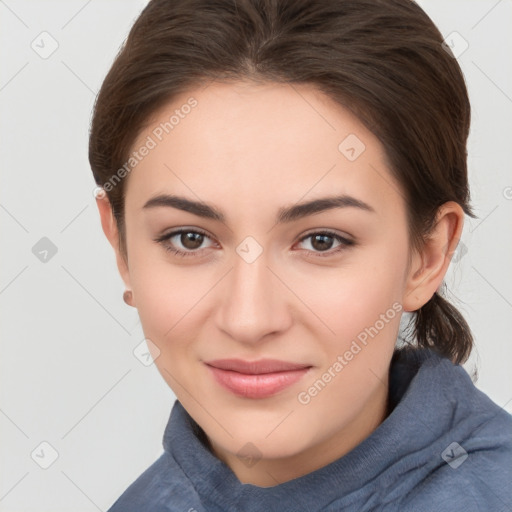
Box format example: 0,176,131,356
402,201,465,312
95,193,133,303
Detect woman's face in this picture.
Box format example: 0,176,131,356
101,81,426,485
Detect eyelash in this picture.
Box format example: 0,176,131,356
154,228,355,259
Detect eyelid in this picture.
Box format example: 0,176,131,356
298,228,354,243
155,226,212,240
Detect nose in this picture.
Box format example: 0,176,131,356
215,249,291,345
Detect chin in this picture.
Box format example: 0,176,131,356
214,423,315,460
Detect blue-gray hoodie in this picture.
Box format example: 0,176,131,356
107,347,512,511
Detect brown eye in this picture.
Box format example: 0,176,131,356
179,231,204,250
310,234,335,251
154,228,215,257
297,231,355,257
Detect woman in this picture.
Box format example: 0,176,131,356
89,0,512,510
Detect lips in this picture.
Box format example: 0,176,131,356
204,358,312,399
205,358,310,374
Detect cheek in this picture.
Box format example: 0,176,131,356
301,283,400,367
293,251,406,342
294,252,406,423
128,251,222,364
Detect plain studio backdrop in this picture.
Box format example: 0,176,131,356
0,1,511,510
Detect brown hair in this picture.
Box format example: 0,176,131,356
89,0,477,365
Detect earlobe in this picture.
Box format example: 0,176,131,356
123,289,134,307
402,201,464,312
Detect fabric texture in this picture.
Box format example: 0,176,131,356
107,347,512,511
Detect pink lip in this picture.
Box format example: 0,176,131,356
204,358,312,399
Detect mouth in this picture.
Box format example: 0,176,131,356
204,358,312,399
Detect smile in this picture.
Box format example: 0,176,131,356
204,359,312,399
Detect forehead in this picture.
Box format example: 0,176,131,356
125,80,404,222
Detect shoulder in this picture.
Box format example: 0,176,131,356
398,436,512,510
106,451,202,512
398,350,512,510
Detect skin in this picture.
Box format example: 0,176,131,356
96,80,464,487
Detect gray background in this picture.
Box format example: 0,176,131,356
1,0,511,510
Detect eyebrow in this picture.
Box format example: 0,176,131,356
143,193,376,223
